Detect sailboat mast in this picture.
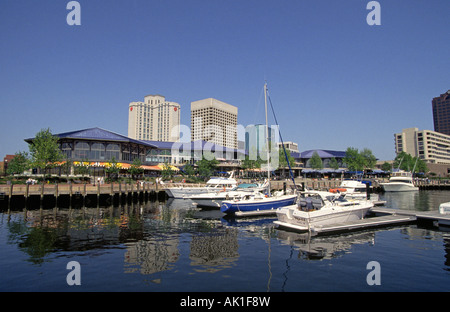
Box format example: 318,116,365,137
264,83,271,194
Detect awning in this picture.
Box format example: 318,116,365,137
73,161,131,169
157,163,180,171
141,165,162,171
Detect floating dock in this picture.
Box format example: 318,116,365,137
275,207,450,235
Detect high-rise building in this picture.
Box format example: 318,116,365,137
432,90,450,136
245,124,276,159
191,98,238,149
394,127,450,164
128,94,180,142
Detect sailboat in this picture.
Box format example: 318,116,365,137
220,83,297,216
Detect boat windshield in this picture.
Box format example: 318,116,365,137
390,178,414,184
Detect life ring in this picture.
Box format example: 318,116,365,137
329,188,347,193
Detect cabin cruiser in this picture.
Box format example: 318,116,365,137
380,170,418,192
274,191,374,233
330,180,383,205
165,172,238,198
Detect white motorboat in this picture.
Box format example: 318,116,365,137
330,180,383,205
439,202,450,215
274,192,374,233
187,181,268,208
380,170,418,192
165,172,238,198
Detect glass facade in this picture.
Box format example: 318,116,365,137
60,140,147,163
432,90,450,136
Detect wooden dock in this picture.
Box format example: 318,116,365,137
0,182,168,209
370,207,450,227
276,207,450,235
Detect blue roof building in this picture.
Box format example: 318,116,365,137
299,149,347,168
143,140,246,165
25,127,157,165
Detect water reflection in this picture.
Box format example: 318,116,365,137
2,200,241,276
381,190,449,211
1,190,450,291
276,229,375,260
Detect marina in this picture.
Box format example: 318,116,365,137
0,0,449,298
1,188,449,292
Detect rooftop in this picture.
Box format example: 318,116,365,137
300,149,347,159
25,127,158,148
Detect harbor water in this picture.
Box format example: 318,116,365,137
1,190,450,292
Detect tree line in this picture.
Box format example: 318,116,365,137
5,129,429,181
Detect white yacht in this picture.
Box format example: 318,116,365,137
380,170,418,192
165,172,238,199
274,192,374,233
186,181,268,208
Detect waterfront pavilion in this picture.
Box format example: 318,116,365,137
299,149,347,168
24,127,158,176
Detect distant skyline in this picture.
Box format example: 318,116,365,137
1,0,449,161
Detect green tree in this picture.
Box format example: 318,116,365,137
360,148,377,170
309,151,323,170
74,158,90,177
183,164,195,178
394,152,427,173
344,147,377,172
6,151,30,175
329,157,339,170
197,156,219,180
381,162,392,172
59,157,73,177
28,128,63,177
161,162,174,180
343,147,364,171
241,155,262,170
105,157,120,181
278,148,295,169
129,158,144,180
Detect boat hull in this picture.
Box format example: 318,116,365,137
220,195,297,214
275,201,373,232
381,183,419,192
165,187,212,199
191,198,223,208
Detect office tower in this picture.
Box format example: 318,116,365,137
432,90,450,135
191,98,238,149
394,127,450,164
128,94,180,141
245,124,276,159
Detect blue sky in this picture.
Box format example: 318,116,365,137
0,0,449,161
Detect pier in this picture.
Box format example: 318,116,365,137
0,182,168,209
286,207,450,236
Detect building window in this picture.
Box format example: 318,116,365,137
74,142,90,159
90,143,105,160
106,144,120,160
